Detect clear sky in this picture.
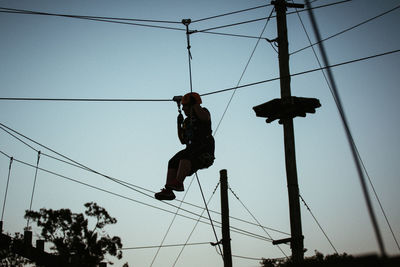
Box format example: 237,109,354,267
0,0,399,266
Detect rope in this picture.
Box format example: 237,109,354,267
1,157,13,222
195,172,224,260
305,0,386,256
150,176,196,267
26,151,41,229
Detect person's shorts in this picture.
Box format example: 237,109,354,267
168,137,215,175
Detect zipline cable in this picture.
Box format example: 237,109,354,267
305,0,386,256
1,157,13,222
1,49,398,103
195,0,351,33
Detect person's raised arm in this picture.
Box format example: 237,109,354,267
177,113,185,144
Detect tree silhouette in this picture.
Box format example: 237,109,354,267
0,232,31,267
25,202,123,266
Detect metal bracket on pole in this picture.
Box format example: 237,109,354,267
273,237,292,245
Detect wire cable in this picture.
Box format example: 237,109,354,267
0,49,398,103
150,176,196,267
213,7,274,137
355,147,400,251
0,150,273,244
195,173,224,259
229,186,288,258
0,122,289,237
293,1,398,253
305,0,386,256
26,151,41,229
290,3,400,56
0,97,172,102
192,4,272,23
121,241,211,250
173,182,220,266
1,157,13,222
195,0,351,33
0,7,182,24
299,193,338,253
200,48,400,97
0,8,185,32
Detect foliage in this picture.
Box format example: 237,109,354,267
260,251,353,267
0,232,32,267
25,202,123,266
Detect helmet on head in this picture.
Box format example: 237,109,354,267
181,92,202,105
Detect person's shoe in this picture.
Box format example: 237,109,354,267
166,179,184,192
155,188,176,201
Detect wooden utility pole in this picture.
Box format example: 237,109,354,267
272,0,304,262
220,169,232,267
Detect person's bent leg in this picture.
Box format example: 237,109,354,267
166,168,177,186
166,159,191,192
176,159,192,183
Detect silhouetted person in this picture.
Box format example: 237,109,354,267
155,92,215,200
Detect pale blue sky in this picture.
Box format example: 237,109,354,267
1,0,399,266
